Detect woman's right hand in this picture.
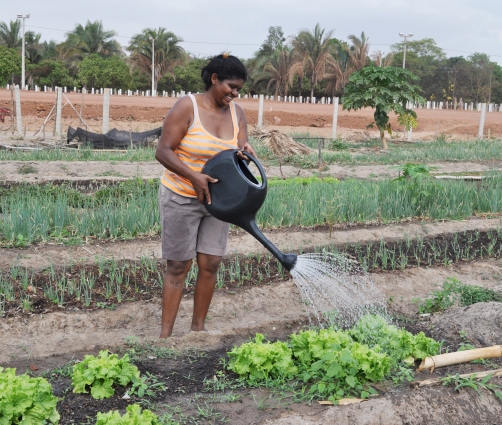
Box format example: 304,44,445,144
191,173,218,204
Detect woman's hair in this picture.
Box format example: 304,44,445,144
201,54,247,90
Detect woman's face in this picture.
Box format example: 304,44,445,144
210,74,244,106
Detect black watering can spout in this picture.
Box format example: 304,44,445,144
202,149,297,272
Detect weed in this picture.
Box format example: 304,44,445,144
440,373,502,401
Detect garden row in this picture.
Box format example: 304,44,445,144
1,175,502,246
2,228,501,317
2,314,445,424
1,138,502,165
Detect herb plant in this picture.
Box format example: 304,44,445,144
72,350,140,400
0,367,60,424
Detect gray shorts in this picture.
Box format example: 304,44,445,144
158,184,230,261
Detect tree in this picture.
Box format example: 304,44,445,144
256,26,286,58
159,57,206,93
391,38,445,100
128,28,185,92
370,51,394,67
291,23,334,98
325,41,354,97
254,47,297,97
30,59,74,88
343,67,425,149
0,45,21,85
65,20,122,58
77,54,131,89
347,32,370,70
0,20,22,49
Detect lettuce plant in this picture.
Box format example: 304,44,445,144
0,367,60,424
227,334,297,382
72,350,140,400
96,404,159,424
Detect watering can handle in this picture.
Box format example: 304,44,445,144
236,150,267,186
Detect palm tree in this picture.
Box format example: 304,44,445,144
291,23,334,99
0,20,22,49
347,32,370,70
25,32,45,64
325,42,355,97
128,28,185,92
371,51,394,67
65,20,122,58
254,47,298,97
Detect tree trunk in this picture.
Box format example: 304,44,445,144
380,128,388,150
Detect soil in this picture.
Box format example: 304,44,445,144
2,93,502,423
1,89,502,142
2,160,502,185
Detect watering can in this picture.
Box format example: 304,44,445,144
202,149,297,272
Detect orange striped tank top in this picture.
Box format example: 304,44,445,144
161,94,239,198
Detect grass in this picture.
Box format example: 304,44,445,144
2,175,502,246
1,138,502,165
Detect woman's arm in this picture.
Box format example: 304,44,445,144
155,97,218,204
235,103,257,158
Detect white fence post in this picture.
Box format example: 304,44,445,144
55,87,63,136
477,103,486,139
331,97,339,139
258,94,264,128
14,85,22,134
102,88,111,134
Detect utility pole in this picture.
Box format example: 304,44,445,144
17,14,30,89
149,35,155,96
399,32,413,69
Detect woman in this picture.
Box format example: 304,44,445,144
155,54,256,338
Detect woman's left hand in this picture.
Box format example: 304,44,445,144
237,141,257,160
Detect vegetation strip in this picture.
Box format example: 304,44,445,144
2,228,501,317
1,175,502,246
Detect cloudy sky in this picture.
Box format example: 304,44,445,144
5,0,502,63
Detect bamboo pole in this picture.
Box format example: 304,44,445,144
63,93,91,131
418,346,502,372
34,103,56,135
412,368,502,388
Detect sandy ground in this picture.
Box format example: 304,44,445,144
1,160,501,184
2,91,502,423
1,89,502,141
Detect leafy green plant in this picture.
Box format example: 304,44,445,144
416,277,502,314
72,350,140,399
393,163,436,182
343,67,425,149
96,404,160,424
0,367,60,424
440,373,502,401
227,334,297,383
129,372,166,398
288,327,391,401
348,315,440,365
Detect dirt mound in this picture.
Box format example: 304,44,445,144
430,302,502,346
249,127,313,156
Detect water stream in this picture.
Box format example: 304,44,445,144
290,252,387,328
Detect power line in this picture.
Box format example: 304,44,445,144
25,24,260,46
25,24,502,58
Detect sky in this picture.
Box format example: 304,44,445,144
4,0,502,64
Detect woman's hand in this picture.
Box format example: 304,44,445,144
237,141,257,160
191,172,218,204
